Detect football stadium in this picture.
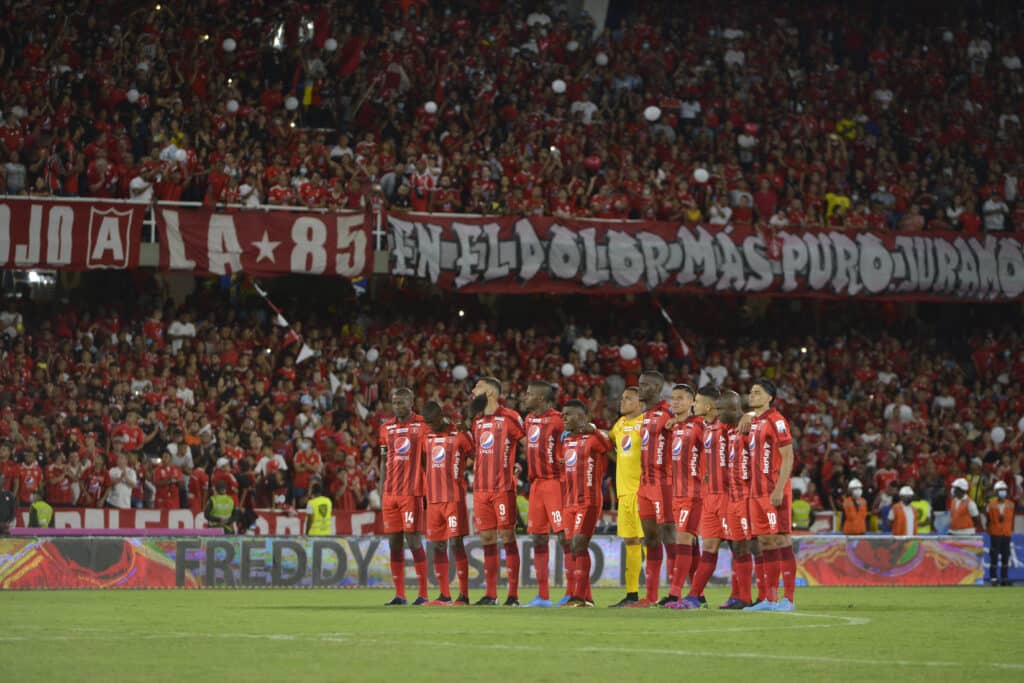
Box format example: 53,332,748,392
1,0,1024,681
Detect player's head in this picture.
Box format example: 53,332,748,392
670,383,695,418
562,400,588,432
422,400,446,432
792,489,803,500
523,381,556,413
749,378,777,410
619,386,642,416
638,371,665,404
694,385,721,418
472,376,502,402
215,481,227,493
716,389,741,426
310,481,323,497
391,387,414,419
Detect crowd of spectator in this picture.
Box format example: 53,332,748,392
0,276,1020,533
1,1,1023,233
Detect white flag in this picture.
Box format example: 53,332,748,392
274,314,289,328
296,344,316,365
329,372,341,394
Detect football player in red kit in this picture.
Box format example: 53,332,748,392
560,400,611,607
420,401,474,606
632,371,677,607
470,377,526,606
520,381,568,608
378,387,431,606
664,384,702,605
744,379,797,612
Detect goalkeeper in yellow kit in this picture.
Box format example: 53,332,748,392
608,386,645,607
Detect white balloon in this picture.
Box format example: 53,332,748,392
126,88,140,103
643,105,661,122
561,363,576,378
992,426,1006,444
174,148,188,163
366,348,380,363
226,99,239,113
1018,416,1024,432
566,40,579,52
285,96,299,111
595,52,609,66
619,344,637,361
424,101,438,115
551,79,567,94
452,364,469,381
222,37,237,53
324,38,338,52
693,168,710,184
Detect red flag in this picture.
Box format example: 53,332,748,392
282,329,301,348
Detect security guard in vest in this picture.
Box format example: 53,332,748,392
305,482,333,536
948,477,980,535
910,494,933,533
791,489,813,531
29,492,55,528
205,481,236,533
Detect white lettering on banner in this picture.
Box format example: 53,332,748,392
46,206,74,266
335,214,368,277
87,207,135,268
160,209,198,270
207,214,243,274
15,203,42,265
387,215,1024,300
290,217,328,274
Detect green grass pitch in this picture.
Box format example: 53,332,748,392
2,587,1022,682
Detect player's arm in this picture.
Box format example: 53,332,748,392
737,412,754,434
969,500,981,530
771,443,794,507
305,501,314,533
607,421,621,461
591,429,612,452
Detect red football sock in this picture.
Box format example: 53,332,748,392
433,548,451,598
754,552,768,601
389,545,406,599
645,544,663,603
574,550,591,600
504,542,520,599
665,543,677,588
483,543,499,599
764,548,782,602
534,544,551,600
669,543,694,597
411,546,429,599
453,545,469,598
730,571,739,600
562,544,575,597
686,550,718,598
734,553,753,604
780,545,797,602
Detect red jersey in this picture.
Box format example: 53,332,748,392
188,468,209,514
80,468,110,507
154,465,179,503
45,463,73,505
422,428,473,504
639,401,673,487
379,414,429,496
0,459,19,491
19,463,42,502
670,416,703,498
698,419,729,495
472,406,525,493
726,425,752,501
212,470,239,504
293,449,322,489
524,408,564,482
560,431,611,507
749,408,794,497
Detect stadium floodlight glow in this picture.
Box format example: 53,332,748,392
27,271,41,284
801,347,807,354
458,309,465,317
155,3,161,10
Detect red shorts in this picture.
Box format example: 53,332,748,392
750,485,792,536
527,478,565,535
382,494,424,534
426,500,469,541
699,492,729,539
569,505,601,539
638,483,673,524
473,490,517,531
672,496,702,535
725,498,752,542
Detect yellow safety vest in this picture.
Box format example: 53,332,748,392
910,499,932,532
209,494,234,520
30,500,54,528
307,495,333,536
791,499,812,529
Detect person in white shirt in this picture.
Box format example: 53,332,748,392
708,198,732,224
0,306,22,338
129,173,154,203
107,455,138,509
174,375,195,407
982,195,1009,231
167,311,197,354
572,327,598,362
255,448,288,477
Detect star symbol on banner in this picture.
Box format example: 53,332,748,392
253,230,281,264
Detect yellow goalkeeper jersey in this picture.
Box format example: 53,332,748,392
609,413,644,497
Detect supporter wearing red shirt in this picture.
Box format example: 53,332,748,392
18,452,43,505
